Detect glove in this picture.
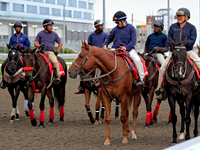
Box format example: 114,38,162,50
40,43,45,48
17,43,23,49
54,51,58,56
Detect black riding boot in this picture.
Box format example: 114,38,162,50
1,58,8,89
74,81,85,94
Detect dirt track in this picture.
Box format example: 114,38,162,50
0,77,199,150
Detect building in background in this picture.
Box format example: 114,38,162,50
0,0,95,51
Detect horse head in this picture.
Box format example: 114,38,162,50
170,37,187,80
20,47,37,82
68,41,95,79
7,44,21,73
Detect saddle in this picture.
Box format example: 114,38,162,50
114,48,148,79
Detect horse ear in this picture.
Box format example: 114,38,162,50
183,37,188,46
6,43,11,50
81,40,85,48
30,47,37,53
169,37,175,46
197,44,200,50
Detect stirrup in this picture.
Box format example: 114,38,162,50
54,75,61,84
136,80,144,87
0,81,6,89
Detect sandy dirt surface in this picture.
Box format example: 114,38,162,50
0,77,199,150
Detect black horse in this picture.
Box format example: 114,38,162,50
2,44,29,122
20,48,67,127
166,37,199,143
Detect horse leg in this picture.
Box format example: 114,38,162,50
15,106,20,121
46,88,54,125
178,102,185,140
142,87,151,127
100,105,105,123
115,102,119,121
102,94,112,145
153,99,161,123
21,85,30,118
167,110,172,124
94,87,102,125
193,101,199,137
168,96,177,143
131,91,141,140
39,88,47,128
27,88,37,126
85,88,94,124
13,86,21,121
185,96,192,140
8,87,16,123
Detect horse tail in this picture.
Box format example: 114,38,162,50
127,95,133,111
53,56,67,109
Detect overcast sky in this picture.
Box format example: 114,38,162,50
93,0,200,44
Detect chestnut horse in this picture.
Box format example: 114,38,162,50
68,41,142,145
19,48,67,127
166,38,198,143
2,44,30,122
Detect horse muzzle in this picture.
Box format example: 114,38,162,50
68,70,79,79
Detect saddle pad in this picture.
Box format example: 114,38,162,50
162,57,200,86
148,56,160,72
39,53,65,76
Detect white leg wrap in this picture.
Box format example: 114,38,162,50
11,108,16,116
131,130,137,140
16,106,20,114
179,132,185,140
24,100,29,111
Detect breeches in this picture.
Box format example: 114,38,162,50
47,51,60,77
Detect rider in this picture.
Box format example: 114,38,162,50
143,20,168,65
103,11,145,87
74,20,108,94
34,19,62,84
0,21,31,89
156,8,199,100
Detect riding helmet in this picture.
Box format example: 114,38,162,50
154,20,164,31
176,8,190,19
113,11,127,21
13,21,22,28
43,19,54,27
94,20,104,27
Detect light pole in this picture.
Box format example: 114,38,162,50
71,29,74,43
84,30,87,41
77,30,81,44
32,25,38,41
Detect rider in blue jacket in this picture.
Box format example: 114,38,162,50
103,11,145,87
1,21,31,89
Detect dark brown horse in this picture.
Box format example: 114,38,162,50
3,44,29,122
166,37,198,143
19,48,67,127
141,52,172,127
68,41,142,145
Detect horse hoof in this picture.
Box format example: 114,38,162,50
149,121,153,126
167,120,172,125
48,119,53,125
144,123,149,128
59,117,64,122
25,111,30,117
10,116,15,123
122,137,128,144
94,120,99,125
99,117,104,123
153,115,157,123
179,133,185,140
10,120,14,123
131,130,137,140
31,119,37,126
104,139,110,146
114,116,118,121
39,122,45,128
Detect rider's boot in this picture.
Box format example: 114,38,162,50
155,87,165,100
74,81,85,94
136,79,144,87
0,79,6,89
54,75,61,84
